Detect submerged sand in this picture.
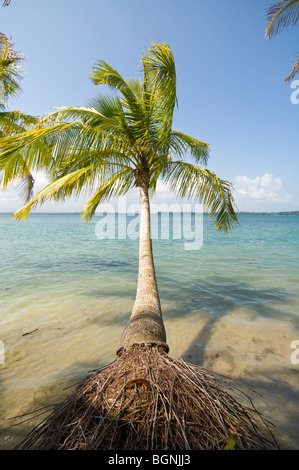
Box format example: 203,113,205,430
0,299,299,450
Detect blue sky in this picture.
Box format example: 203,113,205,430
1,0,299,213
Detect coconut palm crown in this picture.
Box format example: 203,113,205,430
0,42,237,228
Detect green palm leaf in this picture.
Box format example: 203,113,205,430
0,33,23,107
81,168,134,221
0,111,38,137
161,161,238,233
284,51,299,81
265,1,299,82
142,41,177,117
168,131,210,165
265,0,299,37
12,166,95,221
89,61,145,126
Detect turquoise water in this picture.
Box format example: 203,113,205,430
0,213,299,449
1,213,298,332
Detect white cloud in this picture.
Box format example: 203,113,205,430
234,173,292,210
0,171,88,213
32,171,49,191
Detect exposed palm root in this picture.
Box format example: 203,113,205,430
16,344,278,450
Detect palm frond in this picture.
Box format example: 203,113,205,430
141,42,177,157
265,0,299,37
89,61,145,126
142,41,177,117
90,61,136,103
168,131,210,165
80,168,134,221
46,105,121,133
12,166,95,221
87,95,135,142
0,112,40,201
284,50,299,81
0,149,36,203
0,42,237,231
17,171,35,203
0,34,22,62
0,110,38,137
0,122,80,178
161,161,238,233
265,1,299,81
0,33,23,106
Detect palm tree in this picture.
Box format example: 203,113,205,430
0,42,276,450
0,33,38,201
1,42,238,351
265,0,299,82
0,33,23,107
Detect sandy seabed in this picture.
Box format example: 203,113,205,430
0,301,299,450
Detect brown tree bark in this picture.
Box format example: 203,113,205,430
119,183,168,353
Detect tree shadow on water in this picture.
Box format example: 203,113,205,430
224,368,299,450
158,276,298,366
164,277,299,450
4,277,295,450
0,359,110,450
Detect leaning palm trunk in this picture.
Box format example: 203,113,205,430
120,183,168,353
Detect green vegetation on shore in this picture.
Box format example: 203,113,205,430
237,211,299,216
0,211,298,216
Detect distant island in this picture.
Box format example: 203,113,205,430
236,211,299,216
0,211,298,216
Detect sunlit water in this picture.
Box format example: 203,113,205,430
0,213,299,449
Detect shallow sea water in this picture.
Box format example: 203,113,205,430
0,212,299,449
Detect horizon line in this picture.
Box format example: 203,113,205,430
0,210,298,215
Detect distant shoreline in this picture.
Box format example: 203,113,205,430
1,211,299,216
237,211,299,216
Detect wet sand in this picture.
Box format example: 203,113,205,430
1,301,298,450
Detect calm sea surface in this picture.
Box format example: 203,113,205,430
0,213,299,449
